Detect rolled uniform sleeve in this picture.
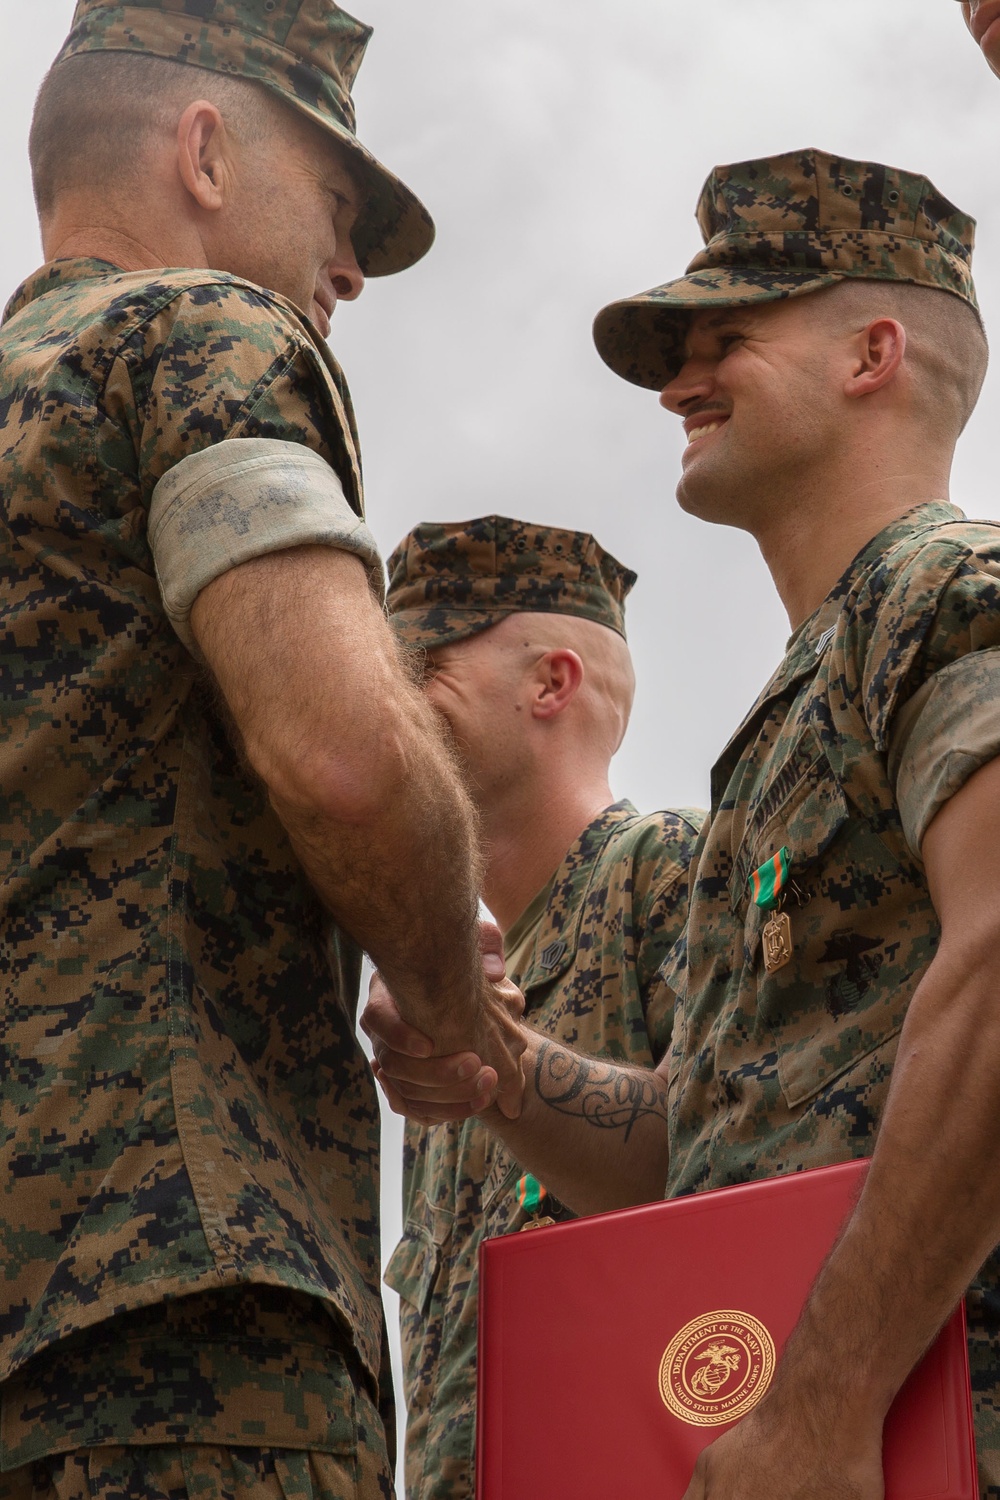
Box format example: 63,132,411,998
149,437,384,654
888,650,1000,857
866,533,1000,858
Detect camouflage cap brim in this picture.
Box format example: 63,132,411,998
281,95,434,277
390,584,631,651
593,267,838,391
389,607,518,651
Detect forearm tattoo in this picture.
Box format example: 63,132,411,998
534,1040,669,1141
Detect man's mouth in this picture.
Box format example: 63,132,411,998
684,416,729,446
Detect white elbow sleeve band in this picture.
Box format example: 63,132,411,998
148,437,384,654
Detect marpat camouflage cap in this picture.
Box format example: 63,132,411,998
386,516,637,649
593,147,978,389
53,0,434,277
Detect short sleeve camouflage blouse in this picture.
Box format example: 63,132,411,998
0,258,386,1399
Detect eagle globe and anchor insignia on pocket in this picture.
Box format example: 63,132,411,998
658,1309,777,1427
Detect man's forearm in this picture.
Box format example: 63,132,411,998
191,544,487,1047
772,936,1000,1429
479,1031,670,1215
679,759,1000,1500
679,950,1000,1500
769,762,1000,1433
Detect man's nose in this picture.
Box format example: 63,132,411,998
330,236,365,302
658,360,715,415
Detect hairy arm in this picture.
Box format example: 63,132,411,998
191,545,524,1110
682,753,1000,1500
364,979,670,1214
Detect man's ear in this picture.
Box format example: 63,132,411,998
844,318,906,401
531,649,584,721
176,100,228,212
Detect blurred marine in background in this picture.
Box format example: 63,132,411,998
377,517,704,1499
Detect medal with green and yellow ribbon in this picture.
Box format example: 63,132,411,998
749,845,794,974
516,1173,556,1231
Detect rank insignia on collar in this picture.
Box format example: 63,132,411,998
814,625,836,657
539,940,567,971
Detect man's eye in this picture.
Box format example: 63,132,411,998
718,333,743,351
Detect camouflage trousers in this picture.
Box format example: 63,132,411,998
0,1290,393,1500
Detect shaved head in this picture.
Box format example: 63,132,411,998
487,612,636,760
29,51,286,218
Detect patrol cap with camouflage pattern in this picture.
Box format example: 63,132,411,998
53,0,434,277
386,516,637,650
593,147,978,390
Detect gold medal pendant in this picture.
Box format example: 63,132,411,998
520,1216,556,1232
762,910,793,974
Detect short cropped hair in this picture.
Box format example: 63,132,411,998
815,279,989,438
29,50,281,217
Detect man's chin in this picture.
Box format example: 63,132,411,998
675,469,749,531
675,466,720,522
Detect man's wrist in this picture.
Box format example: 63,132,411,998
768,1299,898,1436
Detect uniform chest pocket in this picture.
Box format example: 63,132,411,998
384,1203,450,1408
731,731,911,1110
385,1221,442,1321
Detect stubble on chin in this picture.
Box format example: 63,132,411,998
675,453,730,525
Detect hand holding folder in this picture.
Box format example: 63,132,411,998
477,1160,976,1499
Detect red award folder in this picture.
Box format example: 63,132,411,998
477,1159,976,1499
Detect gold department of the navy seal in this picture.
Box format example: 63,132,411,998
658,1310,776,1427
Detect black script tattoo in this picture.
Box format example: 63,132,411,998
534,1040,669,1142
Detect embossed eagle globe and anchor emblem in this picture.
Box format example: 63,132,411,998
659,1311,777,1426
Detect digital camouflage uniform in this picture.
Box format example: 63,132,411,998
382,518,705,1498
387,804,702,1500
0,3,435,1495
595,150,1000,1496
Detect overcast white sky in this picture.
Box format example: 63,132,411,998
4,1,999,1484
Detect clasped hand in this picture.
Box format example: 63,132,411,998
361,920,527,1120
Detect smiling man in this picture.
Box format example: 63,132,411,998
0,5,527,1499
368,149,1000,1499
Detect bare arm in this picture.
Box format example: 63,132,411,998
681,753,1000,1500
191,544,524,1111
363,976,669,1213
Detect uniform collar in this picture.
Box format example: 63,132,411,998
2,258,122,324
711,500,964,806
503,799,639,997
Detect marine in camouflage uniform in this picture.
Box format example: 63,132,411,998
0,4,453,1498
369,150,1000,1497
592,149,1000,1495
381,518,704,1499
